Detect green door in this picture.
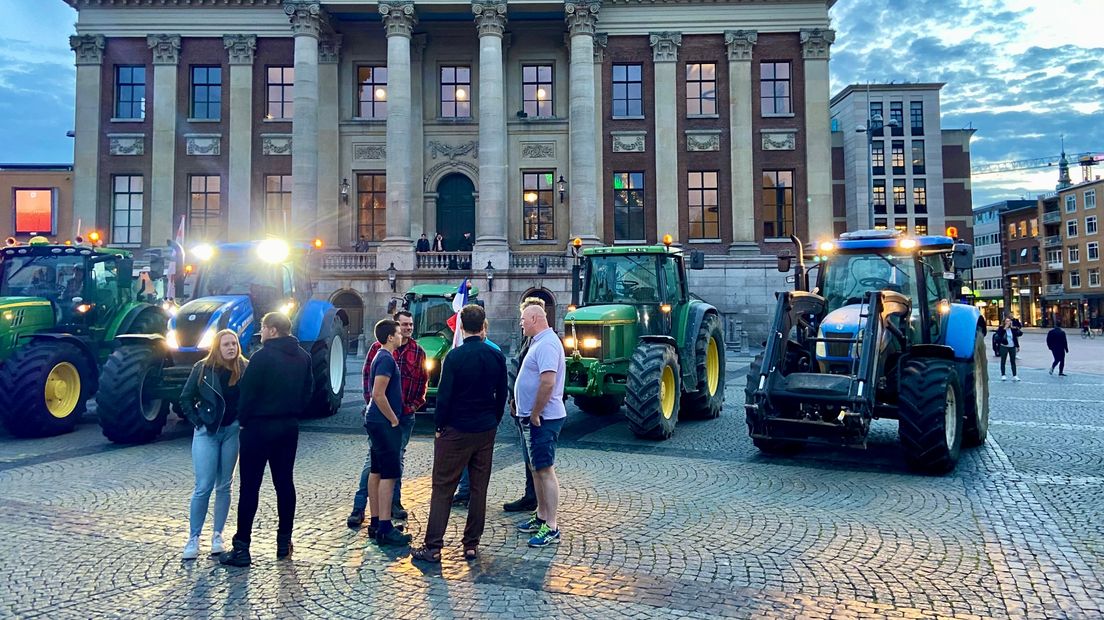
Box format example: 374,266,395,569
435,174,475,251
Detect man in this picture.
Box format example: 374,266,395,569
220,312,314,567
1048,321,1069,376
498,298,546,513
513,304,567,548
363,319,412,546
411,305,507,563
452,319,504,507
348,311,427,527
415,233,431,253
458,232,474,269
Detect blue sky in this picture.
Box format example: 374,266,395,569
1,0,1101,207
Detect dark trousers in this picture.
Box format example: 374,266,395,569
1051,350,1066,374
999,345,1017,376
233,418,299,547
423,427,496,551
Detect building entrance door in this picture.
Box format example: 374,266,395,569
435,173,476,251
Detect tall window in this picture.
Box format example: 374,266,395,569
1018,221,1026,238
356,173,387,242
1086,189,1097,210
686,63,716,116
1070,271,1081,288
759,62,791,115
522,171,555,241
111,176,143,246
1087,215,1098,235
266,67,294,120
264,175,292,235
874,217,887,230
869,102,884,135
522,65,553,117
687,171,719,240
1068,219,1079,238
893,180,906,214
613,172,646,241
761,170,794,238
612,64,643,117
1069,245,1080,263
1008,223,1016,239
871,141,885,173
1089,241,1101,261
1090,268,1101,287
188,175,222,241
13,189,55,235
1030,217,1039,237
889,101,903,133
873,180,886,214
911,140,925,173
114,65,146,119
891,141,905,173
1065,194,1077,212
913,179,927,213
914,217,928,236
910,101,924,134
190,66,222,120
357,66,388,119
440,66,471,118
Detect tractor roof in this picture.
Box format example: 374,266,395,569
834,230,953,252
210,241,312,254
583,245,682,257
1,243,130,259
407,283,480,299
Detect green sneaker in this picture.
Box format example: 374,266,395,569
527,523,561,548
515,513,544,533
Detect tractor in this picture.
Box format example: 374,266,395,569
744,229,988,474
0,236,168,437
561,238,725,439
95,240,350,443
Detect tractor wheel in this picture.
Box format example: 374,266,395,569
743,353,802,454
681,313,726,419
961,330,990,448
305,317,347,418
0,341,93,437
574,394,623,415
125,308,168,336
624,342,681,440
97,344,170,444
898,357,964,474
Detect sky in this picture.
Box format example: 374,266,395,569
1,0,1101,208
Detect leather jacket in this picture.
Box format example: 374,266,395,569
180,360,246,433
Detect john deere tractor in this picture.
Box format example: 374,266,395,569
562,241,725,439
0,237,167,437
744,230,988,474
96,240,349,443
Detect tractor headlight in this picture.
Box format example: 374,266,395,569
278,300,295,315
197,328,217,350
256,239,290,263
166,329,180,350
580,337,601,349
563,337,576,349
191,244,215,262
424,358,435,371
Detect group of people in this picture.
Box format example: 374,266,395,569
355,232,473,255
993,313,1074,380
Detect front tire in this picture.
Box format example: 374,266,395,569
97,344,170,444
743,353,802,454
681,313,726,420
898,357,964,474
0,341,93,437
962,330,989,448
624,342,680,440
305,317,347,418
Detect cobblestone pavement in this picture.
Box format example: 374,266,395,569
1,351,1102,619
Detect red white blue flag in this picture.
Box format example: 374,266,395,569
446,278,470,348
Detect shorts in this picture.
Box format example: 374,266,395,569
517,416,565,471
365,419,403,479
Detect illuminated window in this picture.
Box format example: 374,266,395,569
358,66,388,119
891,141,905,173
687,171,719,240
522,65,553,117
440,66,471,118
871,141,885,172
357,173,387,241
266,67,294,120
522,171,555,241
686,63,717,116
893,180,906,214
873,180,886,214
913,180,927,213
914,217,928,236
613,172,646,241
13,188,56,235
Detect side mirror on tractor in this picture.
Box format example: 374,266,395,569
776,253,793,273
952,243,973,272
689,250,705,270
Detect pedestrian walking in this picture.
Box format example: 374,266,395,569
411,305,508,563
993,317,1021,382
513,303,567,548
1048,322,1069,376
220,313,314,567
179,329,247,560
362,319,413,546
348,311,427,527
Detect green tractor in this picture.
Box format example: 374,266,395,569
0,237,167,437
562,241,725,439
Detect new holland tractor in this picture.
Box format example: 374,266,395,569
95,239,350,443
0,236,168,437
744,229,988,474
561,238,725,439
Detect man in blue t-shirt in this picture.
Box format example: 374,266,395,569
363,319,412,546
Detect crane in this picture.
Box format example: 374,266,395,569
972,152,1102,177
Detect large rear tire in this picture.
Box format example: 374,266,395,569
681,313,726,420
0,341,93,438
574,394,623,415
624,342,680,440
125,308,169,336
898,357,964,474
305,317,347,418
743,353,802,454
962,330,990,448
97,344,170,444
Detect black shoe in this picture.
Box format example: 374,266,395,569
452,494,469,508
347,509,365,528
376,528,412,546
276,539,293,560
368,522,404,538
219,546,251,567
503,496,537,513
391,504,408,520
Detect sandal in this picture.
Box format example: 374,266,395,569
464,548,478,561
410,547,441,563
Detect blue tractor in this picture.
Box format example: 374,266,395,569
744,230,988,474
96,240,349,443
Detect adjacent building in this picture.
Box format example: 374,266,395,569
1000,200,1041,325
1040,177,1104,327
0,164,75,242
972,199,1032,325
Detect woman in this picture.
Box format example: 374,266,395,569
993,317,1020,382
179,329,248,559
432,233,446,268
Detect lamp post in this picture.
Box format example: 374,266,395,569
340,178,350,204
569,236,583,308
855,112,899,230
558,175,567,204
386,262,397,292
484,261,495,292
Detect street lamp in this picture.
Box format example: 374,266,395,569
855,112,899,230
386,262,397,292
570,237,583,307
558,175,567,204
340,178,350,204
484,261,495,291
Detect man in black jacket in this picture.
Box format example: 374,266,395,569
1048,322,1069,376
410,304,507,563
221,312,314,567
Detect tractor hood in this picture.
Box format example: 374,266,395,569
0,297,55,361
817,304,864,360
170,295,255,350
417,334,451,364
564,304,637,324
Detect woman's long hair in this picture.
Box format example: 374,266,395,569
201,329,248,386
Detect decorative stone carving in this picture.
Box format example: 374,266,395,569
521,143,555,159
319,34,342,63
285,1,322,38
427,140,478,160
147,34,181,65
593,32,608,63
185,134,222,156
69,34,105,66
611,131,646,153
800,28,835,60
379,1,417,38
564,2,601,37
725,30,757,62
472,3,507,37
424,161,479,189
649,32,682,63
223,34,256,65
262,134,293,155
685,130,721,152
411,33,429,61
761,131,796,151
107,134,144,156
354,143,387,160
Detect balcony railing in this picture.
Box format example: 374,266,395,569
1047,261,1064,271
318,251,377,273
509,252,570,273
1044,235,1062,248
415,251,472,271
1045,284,1064,296
1043,211,1061,224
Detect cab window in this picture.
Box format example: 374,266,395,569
660,256,685,303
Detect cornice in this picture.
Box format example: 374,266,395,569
65,0,284,8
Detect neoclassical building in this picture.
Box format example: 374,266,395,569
63,0,836,342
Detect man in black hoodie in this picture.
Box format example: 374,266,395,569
221,312,314,567
1047,321,1069,376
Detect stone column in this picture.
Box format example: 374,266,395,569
224,35,255,242
410,33,428,239
473,2,510,269
317,35,341,245
593,33,608,242
286,1,322,240
379,1,417,269
801,28,835,242
650,32,681,242
69,35,104,238
725,30,758,254
148,34,181,246
565,2,602,246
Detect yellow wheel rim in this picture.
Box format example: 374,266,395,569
705,337,720,396
45,362,81,419
660,365,676,420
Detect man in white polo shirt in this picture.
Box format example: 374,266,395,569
513,303,567,547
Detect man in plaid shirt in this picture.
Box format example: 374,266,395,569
347,310,428,527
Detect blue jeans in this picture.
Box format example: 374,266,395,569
189,422,240,538
354,414,415,511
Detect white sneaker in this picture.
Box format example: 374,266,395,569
1000,375,1007,381
1012,376,1021,382
183,535,200,560
210,532,225,555
1050,368,1054,375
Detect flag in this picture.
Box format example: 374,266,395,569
445,278,470,349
